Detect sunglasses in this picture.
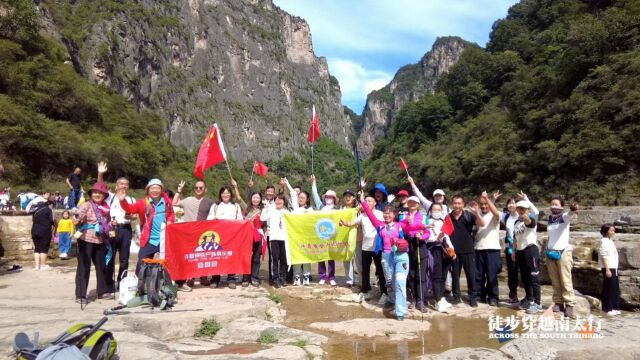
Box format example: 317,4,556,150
194,186,205,190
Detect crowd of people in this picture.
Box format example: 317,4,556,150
5,161,622,319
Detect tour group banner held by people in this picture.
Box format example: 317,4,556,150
165,219,253,280
284,208,358,265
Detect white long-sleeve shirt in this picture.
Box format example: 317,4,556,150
411,184,449,216
547,211,575,251
260,205,289,241
207,202,243,220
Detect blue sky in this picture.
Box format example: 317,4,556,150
274,0,519,113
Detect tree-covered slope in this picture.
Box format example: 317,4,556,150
366,0,640,204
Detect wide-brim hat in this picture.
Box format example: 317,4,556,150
88,182,109,197
322,190,338,201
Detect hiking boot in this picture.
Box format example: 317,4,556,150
186,279,195,288
251,280,260,287
488,299,498,307
564,305,576,319
228,282,237,289
519,299,530,310
552,303,565,313
450,297,461,305
303,275,310,286
508,296,519,304
469,299,478,308
177,284,192,292
241,281,250,287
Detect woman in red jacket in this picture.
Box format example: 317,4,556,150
117,178,174,274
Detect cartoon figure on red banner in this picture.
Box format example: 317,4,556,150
195,230,223,251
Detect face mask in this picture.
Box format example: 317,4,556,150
550,206,563,216
431,211,443,219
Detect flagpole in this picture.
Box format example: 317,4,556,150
355,144,362,194
249,165,255,183
311,142,315,175
224,158,234,182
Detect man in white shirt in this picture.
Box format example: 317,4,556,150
474,191,502,307
97,162,136,293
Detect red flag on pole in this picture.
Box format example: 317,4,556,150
400,157,408,171
194,123,227,179
307,105,320,143
441,214,454,237
253,161,269,177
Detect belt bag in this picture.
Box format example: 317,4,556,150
546,248,562,260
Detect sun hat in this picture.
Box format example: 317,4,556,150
397,190,410,197
407,196,420,204
145,178,164,192
433,189,446,196
322,190,338,202
88,182,109,197
516,200,530,209
373,183,388,196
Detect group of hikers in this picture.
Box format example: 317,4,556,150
19,161,622,319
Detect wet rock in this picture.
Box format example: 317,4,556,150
309,318,431,340
201,344,311,360
418,347,511,360
214,317,327,345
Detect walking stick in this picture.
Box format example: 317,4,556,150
417,248,424,322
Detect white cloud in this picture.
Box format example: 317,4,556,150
328,59,392,107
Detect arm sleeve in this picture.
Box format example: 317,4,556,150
599,240,610,258
526,217,537,228
361,203,382,228
259,206,269,222
77,203,89,223
411,184,433,210
529,201,540,216
289,186,299,211
562,211,573,224
311,183,322,210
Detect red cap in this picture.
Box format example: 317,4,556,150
397,190,409,197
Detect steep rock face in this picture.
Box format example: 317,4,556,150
37,0,351,162
356,36,469,156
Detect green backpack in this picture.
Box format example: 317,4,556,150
13,317,117,360
127,260,177,310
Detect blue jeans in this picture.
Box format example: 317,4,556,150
58,232,72,254
382,251,409,318
69,189,81,208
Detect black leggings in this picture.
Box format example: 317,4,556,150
243,240,262,283
270,240,287,284
429,245,449,301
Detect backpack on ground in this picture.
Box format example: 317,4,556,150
127,258,177,310
13,317,117,360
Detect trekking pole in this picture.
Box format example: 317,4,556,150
417,246,424,322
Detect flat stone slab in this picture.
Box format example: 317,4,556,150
215,317,328,345
309,318,431,340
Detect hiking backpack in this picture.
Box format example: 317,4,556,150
13,317,117,360
128,259,177,310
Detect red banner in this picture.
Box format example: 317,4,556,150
165,219,253,280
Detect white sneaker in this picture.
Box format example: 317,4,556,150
359,291,372,301
60,253,68,259
614,310,622,315
378,294,389,305
607,310,619,316
437,302,450,313
40,265,51,271
303,276,310,286
293,276,301,286
441,298,453,308
318,279,326,285
329,279,337,287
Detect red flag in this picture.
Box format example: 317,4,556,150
307,105,320,143
253,161,269,177
400,157,408,171
441,214,454,237
194,123,227,179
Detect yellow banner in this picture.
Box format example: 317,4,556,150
284,208,358,264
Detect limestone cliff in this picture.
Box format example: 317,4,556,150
36,0,351,162
356,36,470,157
